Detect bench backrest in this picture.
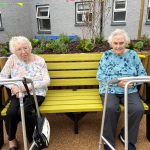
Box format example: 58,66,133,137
40,53,102,87
39,53,146,88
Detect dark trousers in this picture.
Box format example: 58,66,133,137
100,92,144,148
5,95,45,142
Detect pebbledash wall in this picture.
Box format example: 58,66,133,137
0,0,150,43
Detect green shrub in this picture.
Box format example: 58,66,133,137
45,39,69,53
0,48,9,56
95,35,105,44
32,48,44,54
46,40,56,50
0,42,10,56
76,39,94,52
134,41,143,51
30,39,41,48
53,39,69,53
59,34,70,44
140,35,150,47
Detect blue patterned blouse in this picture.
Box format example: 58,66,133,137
96,49,147,94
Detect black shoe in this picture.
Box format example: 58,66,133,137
9,147,18,150
119,128,125,144
128,143,136,150
104,144,112,150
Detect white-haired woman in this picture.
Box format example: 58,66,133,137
0,36,50,150
96,29,147,150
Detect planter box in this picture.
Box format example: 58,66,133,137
0,57,9,103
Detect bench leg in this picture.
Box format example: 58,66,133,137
65,112,87,134
74,114,78,134
146,113,150,142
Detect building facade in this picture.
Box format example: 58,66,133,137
0,0,150,43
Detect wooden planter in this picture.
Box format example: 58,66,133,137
138,52,150,97
0,57,9,103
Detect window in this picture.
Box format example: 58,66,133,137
75,2,92,25
147,0,150,22
0,13,4,31
112,0,127,23
36,5,51,33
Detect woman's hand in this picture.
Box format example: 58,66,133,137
11,85,19,97
118,80,133,88
11,85,32,97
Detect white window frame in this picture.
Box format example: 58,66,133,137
36,5,51,32
75,2,92,25
147,0,150,21
112,0,127,23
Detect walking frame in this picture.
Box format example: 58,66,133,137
0,77,41,150
98,76,150,150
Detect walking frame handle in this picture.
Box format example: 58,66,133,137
0,77,41,118
99,76,150,150
0,77,41,150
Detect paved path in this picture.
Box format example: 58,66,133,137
2,112,150,150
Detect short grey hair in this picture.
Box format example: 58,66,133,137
9,36,32,53
108,29,130,47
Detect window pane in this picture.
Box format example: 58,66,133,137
148,9,150,20
39,19,50,30
114,11,126,21
0,14,2,28
77,13,83,22
38,7,49,17
78,3,90,11
115,1,125,9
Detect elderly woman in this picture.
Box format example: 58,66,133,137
96,29,147,150
0,36,50,150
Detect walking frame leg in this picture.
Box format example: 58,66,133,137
0,86,4,148
19,97,28,150
98,84,109,150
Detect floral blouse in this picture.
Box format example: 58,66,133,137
0,54,50,96
96,49,147,94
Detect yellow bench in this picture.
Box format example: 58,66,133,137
0,53,150,144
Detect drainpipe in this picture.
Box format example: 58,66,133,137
100,0,104,36
137,0,145,39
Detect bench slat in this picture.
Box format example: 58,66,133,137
39,104,104,113
40,53,103,61
50,78,98,86
49,70,97,78
42,99,101,105
43,95,100,101
40,53,145,62
47,62,99,70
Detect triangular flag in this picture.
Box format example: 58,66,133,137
18,2,23,7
